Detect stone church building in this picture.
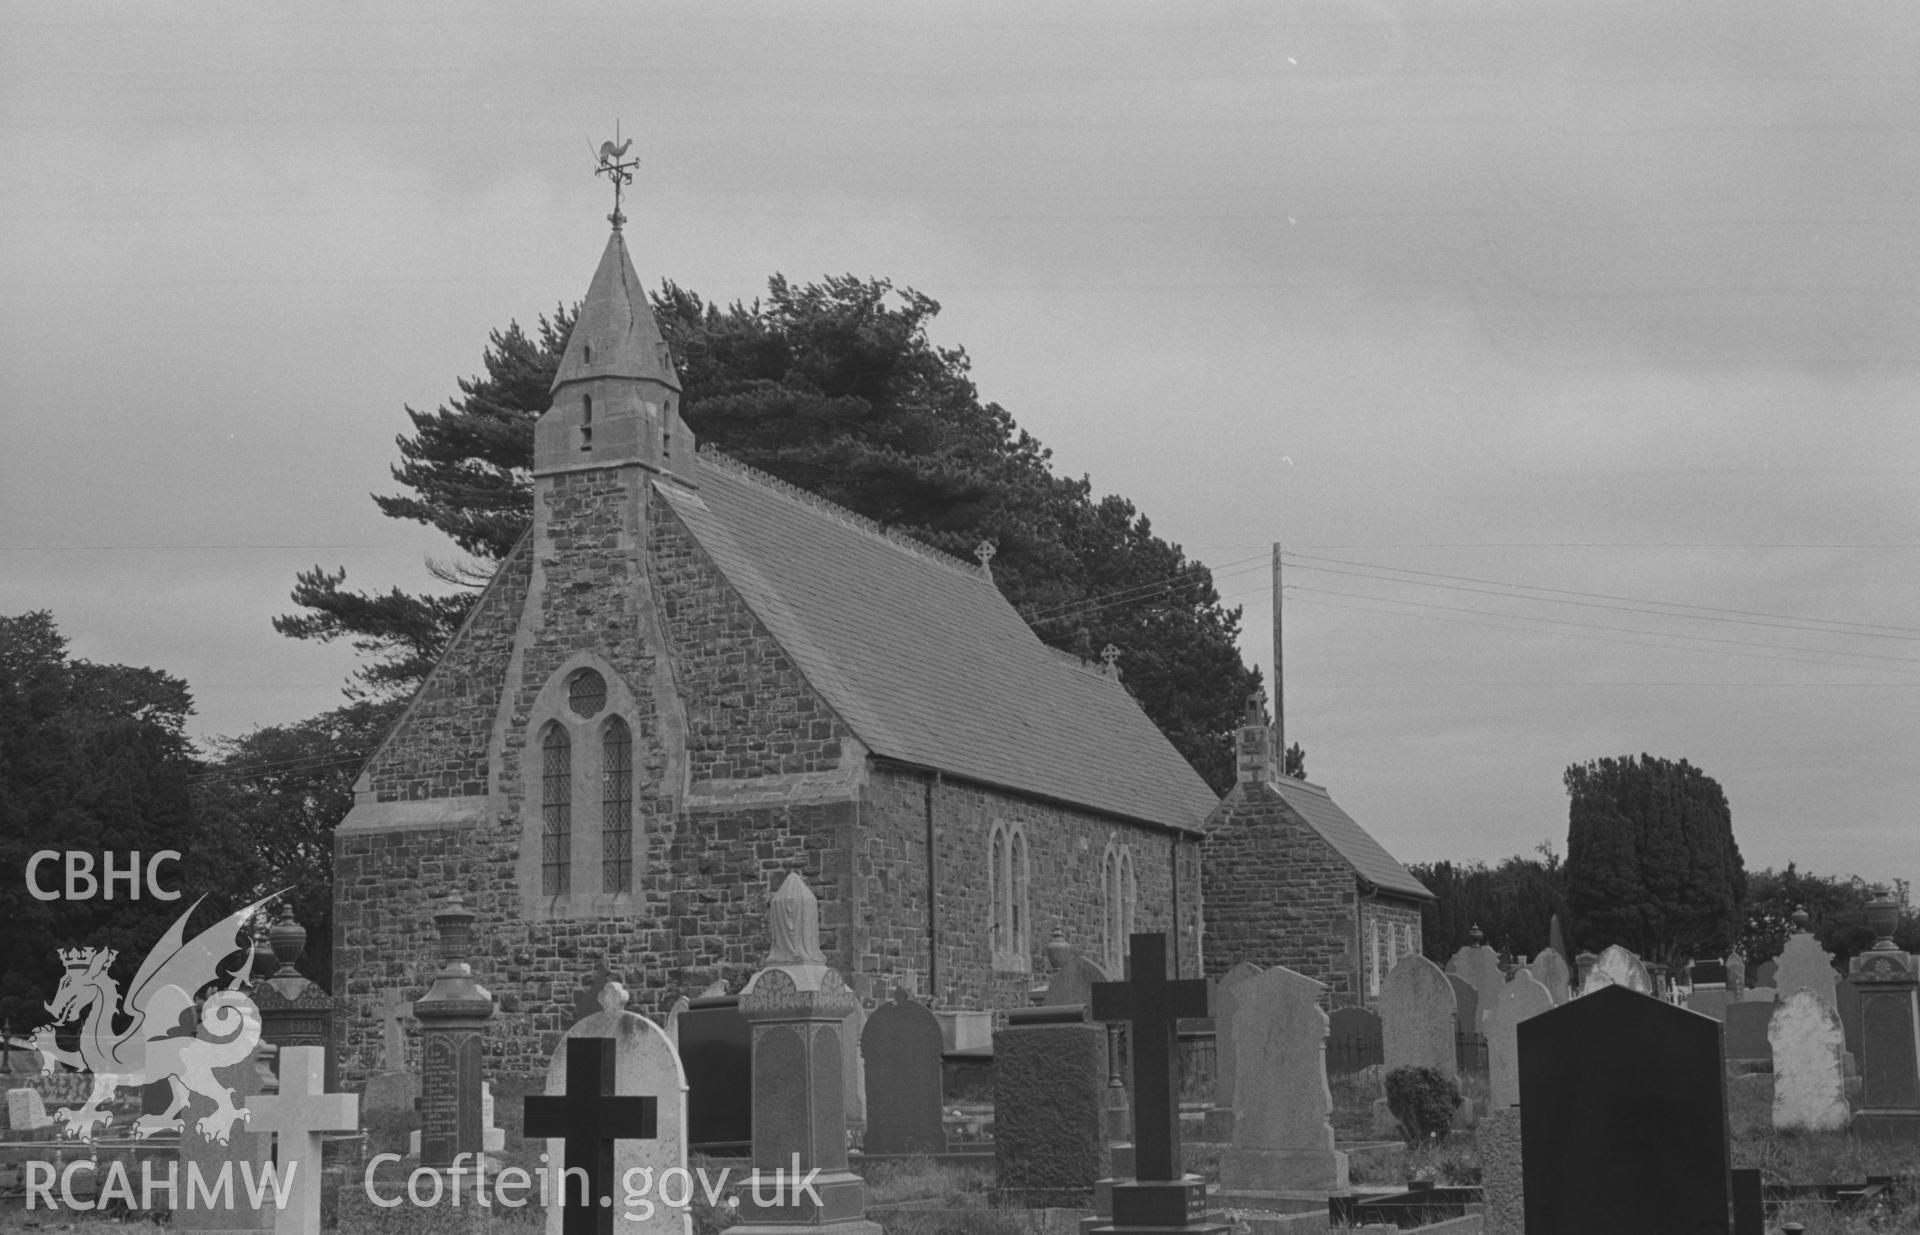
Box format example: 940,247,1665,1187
331,219,1225,1080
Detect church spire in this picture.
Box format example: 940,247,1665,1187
532,145,693,484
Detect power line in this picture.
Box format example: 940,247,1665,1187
1279,589,1920,676
1281,551,1920,640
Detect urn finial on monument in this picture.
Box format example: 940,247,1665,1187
253,903,336,1053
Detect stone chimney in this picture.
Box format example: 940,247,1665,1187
1236,689,1279,787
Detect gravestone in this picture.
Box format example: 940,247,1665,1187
661,995,690,1049
860,989,946,1155
530,980,687,1235
1774,932,1839,1008
1849,890,1920,1139
1751,959,1777,989
5,1087,49,1131
1326,1007,1382,1075
1090,933,1226,1235
412,895,495,1168
1741,987,1777,1003
1835,977,1863,1062
571,966,616,1027
1527,948,1571,1005
1768,990,1848,1133
1686,988,1733,1022
1379,955,1457,1079
1446,975,1479,1042
1202,961,1262,1141
174,1042,274,1235
1483,973,1553,1109
1580,944,1651,997
1446,936,1506,1020
994,1005,1109,1206
841,1003,867,1141
481,1081,505,1152
1217,965,1347,1196
1519,986,1731,1234
1690,960,1728,989
1723,1002,1774,1066
527,1037,661,1235
362,988,418,1113
1479,1106,1524,1235
248,1046,358,1235
1046,947,1113,1010
729,873,878,1235
1726,951,1747,992
677,992,751,1154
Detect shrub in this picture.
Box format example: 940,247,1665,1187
1384,1065,1462,1143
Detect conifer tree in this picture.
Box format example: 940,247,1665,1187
1563,754,1746,968
279,276,1258,790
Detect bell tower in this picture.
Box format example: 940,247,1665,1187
533,143,695,486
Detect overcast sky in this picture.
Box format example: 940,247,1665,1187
4,2,1917,893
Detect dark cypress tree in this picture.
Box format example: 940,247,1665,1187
1563,754,1746,968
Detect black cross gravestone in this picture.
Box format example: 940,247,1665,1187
1091,932,1224,1235
524,1037,659,1235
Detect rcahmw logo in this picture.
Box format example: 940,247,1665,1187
25,1158,296,1213
3,890,282,1144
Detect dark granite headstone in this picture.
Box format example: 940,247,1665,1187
1519,986,1731,1234
861,991,946,1154
1327,1007,1383,1075
994,1006,1109,1206
678,993,752,1153
1447,974,1480,1037
1723,1002,1774,1065
1691,960,1728,987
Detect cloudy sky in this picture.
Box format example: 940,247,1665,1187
5,2,1917,891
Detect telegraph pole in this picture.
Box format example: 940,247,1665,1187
1271,542,1283,761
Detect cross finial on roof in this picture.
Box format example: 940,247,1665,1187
974,539,997,576
1100,644,1121,675
594,124,641,232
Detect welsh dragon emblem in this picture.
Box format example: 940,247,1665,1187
7,892,280,1143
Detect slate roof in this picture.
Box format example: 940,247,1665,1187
1264,775,1432,900
654,454,1221,834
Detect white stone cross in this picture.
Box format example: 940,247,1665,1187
249,1046,359,1235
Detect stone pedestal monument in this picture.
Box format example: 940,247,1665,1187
729,873,880,1235
1850,887,1920,1141
412,894,496,1168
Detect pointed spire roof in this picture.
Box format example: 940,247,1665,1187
551,228,680,394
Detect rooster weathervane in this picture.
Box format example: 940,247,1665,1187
595,125,640,231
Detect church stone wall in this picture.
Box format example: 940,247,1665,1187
853,764,1206,1011
333,796,864,1086
363,536,533,802
1201,783,1363,1004
648,492,855,781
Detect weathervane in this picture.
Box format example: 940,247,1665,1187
594,124,640,231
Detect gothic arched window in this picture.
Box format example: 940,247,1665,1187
601,717,633,893
541,723,572,896
988,822,1029,970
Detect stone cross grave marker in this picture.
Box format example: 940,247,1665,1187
248,1046,359,1235
525,1037,659,1235
1380,954,1457,1079
1519,985,1731,1234
1092,932,1224,1235
1483,972,1553,1109
1769,989,1848,1133
861,989,946,1154
1579,944,1651,997
1774,932,1839,1008
540,981,688,1235
1217,965,1347,1195
375,989,411,1071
